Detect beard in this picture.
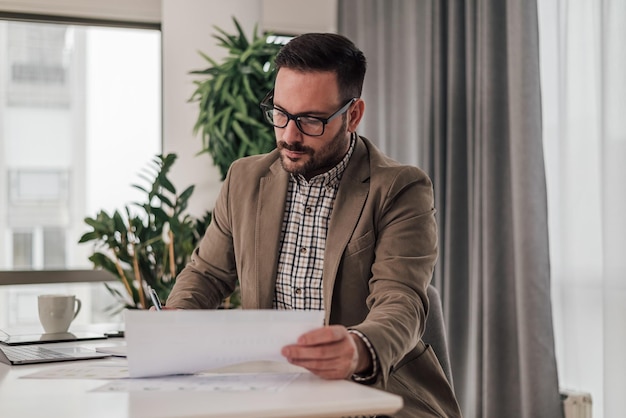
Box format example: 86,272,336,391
277,118,349,179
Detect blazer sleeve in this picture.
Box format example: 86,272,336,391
349,165,438,388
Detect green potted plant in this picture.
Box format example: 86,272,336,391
189,17,281,179
79,154,211,310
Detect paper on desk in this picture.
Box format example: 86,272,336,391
125,310,324,378
91,372,300,392
22,361,129,379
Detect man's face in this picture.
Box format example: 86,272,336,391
272,68,353,179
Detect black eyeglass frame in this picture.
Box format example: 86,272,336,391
259,90,357,137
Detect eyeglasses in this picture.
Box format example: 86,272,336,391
260,90,357,137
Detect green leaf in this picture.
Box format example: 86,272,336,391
231,120,252,146
213,74,227,93
152,207,169,223
233,111,265,128
241,75,256,101
159,176,176,194
78,231,99,243
179,185,195,202
113,211,127,234
219,107,233,135
196,50,219,68
156,193,174,208
232,17,250,50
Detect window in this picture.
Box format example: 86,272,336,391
0,16,161,328
1,19,161,271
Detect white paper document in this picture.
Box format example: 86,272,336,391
125,310,324,378
23,360,129,379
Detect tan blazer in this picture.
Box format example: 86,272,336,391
168,136,461,417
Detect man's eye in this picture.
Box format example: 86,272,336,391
299,117,322,126
272,111,287,122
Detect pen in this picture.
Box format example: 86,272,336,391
148,285,163,310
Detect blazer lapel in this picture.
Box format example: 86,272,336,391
255,159,289,308
323,138,370,318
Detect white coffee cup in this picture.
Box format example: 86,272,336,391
38,294,82,334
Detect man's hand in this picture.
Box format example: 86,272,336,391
281,325,372,380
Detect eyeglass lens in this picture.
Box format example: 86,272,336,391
264,108,325,136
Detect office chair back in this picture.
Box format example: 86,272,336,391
423,284,454,391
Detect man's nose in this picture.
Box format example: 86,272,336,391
281,119,303,143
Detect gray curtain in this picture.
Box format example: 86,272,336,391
339,1,563,417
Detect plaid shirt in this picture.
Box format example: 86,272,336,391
273,134,379,388
273,136,355,310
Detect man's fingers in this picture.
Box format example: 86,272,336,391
296,325,347,346
281,325,359,380
281,343,346,362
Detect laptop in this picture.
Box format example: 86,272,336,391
0,344,110,365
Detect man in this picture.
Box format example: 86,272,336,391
166,33,461,417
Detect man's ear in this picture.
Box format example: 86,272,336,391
347,99,365,133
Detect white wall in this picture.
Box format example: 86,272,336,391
263,0,337,34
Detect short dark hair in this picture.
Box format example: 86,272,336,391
274,33,367,101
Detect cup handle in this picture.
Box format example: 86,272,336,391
73,298,82,319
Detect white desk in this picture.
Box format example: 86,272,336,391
0,339,402,418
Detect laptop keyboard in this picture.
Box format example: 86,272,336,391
1,345,71,362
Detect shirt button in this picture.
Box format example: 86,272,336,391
295,288,302,295
300,247,307,254
305,207,312,214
